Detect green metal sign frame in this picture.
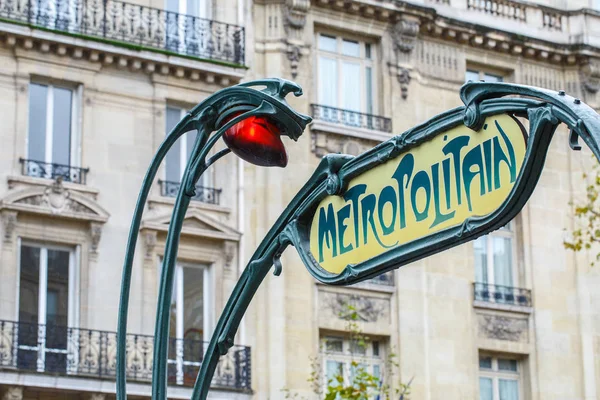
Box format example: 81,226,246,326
116,79,600,400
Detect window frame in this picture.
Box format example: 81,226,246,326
15,238,81,373
479,355,522,400
474,222,518,288
465,68,504,83
315,32,378,115
321,335,384,389
164,104,213,188
26,81,81,168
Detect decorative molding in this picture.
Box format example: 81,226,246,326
284,0,310,34
2,386,23,400
141,209,241,242
0,178,109,223
89,222,103,254
392,19,419,54
144,231,158,260
477,314,529,343
397,67,411,100
84,394,106,400
322,292,387,323
1,210,17,244
581,60,600,94
311,129,381,157
287,44,302,79
223,241,236,270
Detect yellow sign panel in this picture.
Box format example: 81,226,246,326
309,114,527,273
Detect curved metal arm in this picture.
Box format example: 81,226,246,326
116,78,311,400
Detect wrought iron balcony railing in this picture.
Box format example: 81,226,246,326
473,282,532,307
0,0,245,65
20,158,89,185
0,320,252,391
310,104,393,133
159,179,221,205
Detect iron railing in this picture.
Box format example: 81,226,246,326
20,158,89,184
0,0,245,64
159,180,221,205
473,282,532,307
0,320,252,391
310,104,393,133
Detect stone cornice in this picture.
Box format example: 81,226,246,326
310,0,600,65
0,21,246,85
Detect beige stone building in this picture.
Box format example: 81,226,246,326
0,0,600,399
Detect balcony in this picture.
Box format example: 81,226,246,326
310,104,392,133
0,320,252,392
159,180,221,205
0,0,245,65
20,158,89,185
473,282,532,308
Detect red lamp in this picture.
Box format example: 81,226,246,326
223,115,288,167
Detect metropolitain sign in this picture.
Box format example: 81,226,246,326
287,84,600,285
310,115,526,273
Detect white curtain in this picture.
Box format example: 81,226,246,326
499,379,519,400
318,56,338,108
493,237,513,287
474,236,488,283
341,61,361,111
479,377,493,400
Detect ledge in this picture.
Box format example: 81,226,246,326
7,175,99,197
148,195,232,215
473,300,533,315
316,279,395,294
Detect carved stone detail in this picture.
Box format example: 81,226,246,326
224,241,236,270
89,222,103,254
311,131,378,157
477,314,529,342
322,292,388,323
14,178,95,216
284,0,310,35
397,67,411,100
392,19,420,54
144,231,158,260
287,45,302,79
1,210,17,244
581,60,600,94
84,394,106,400
2,386,23,400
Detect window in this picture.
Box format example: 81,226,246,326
165,0,208,18
479,355,521,400
27,82,79,169
17,242,78,373
165,106,212,188
321,336,383,388
466,69,504,83
164,262,212,385
474,223,516,289
317,34,376,115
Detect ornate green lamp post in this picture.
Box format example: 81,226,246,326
117,79,600,400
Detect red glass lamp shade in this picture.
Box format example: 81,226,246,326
223,115,288,167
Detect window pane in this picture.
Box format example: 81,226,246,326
365,66,373,115
373,364,381,379
326,360,343,383
479,356,492,369
498,359,518,372
493,237,513,287
484,73,503,82
365,43,372,59
318,35,337,52
183,266,204,342
350,339,366,355
46,249,70,328
342,39,360,57
325,337,343,353
499,379,519,400
372,340,379,357
318,56,338,107
187,0,199,16
350,363,367,382
166,107,183,181
466,70,480,83
166,0,179,12
474,236,488,283
479,377,493,400
52,87,73,166
19,245,40,325
28,84,48,162
341,61,361,112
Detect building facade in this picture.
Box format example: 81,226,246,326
0,0,599,399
